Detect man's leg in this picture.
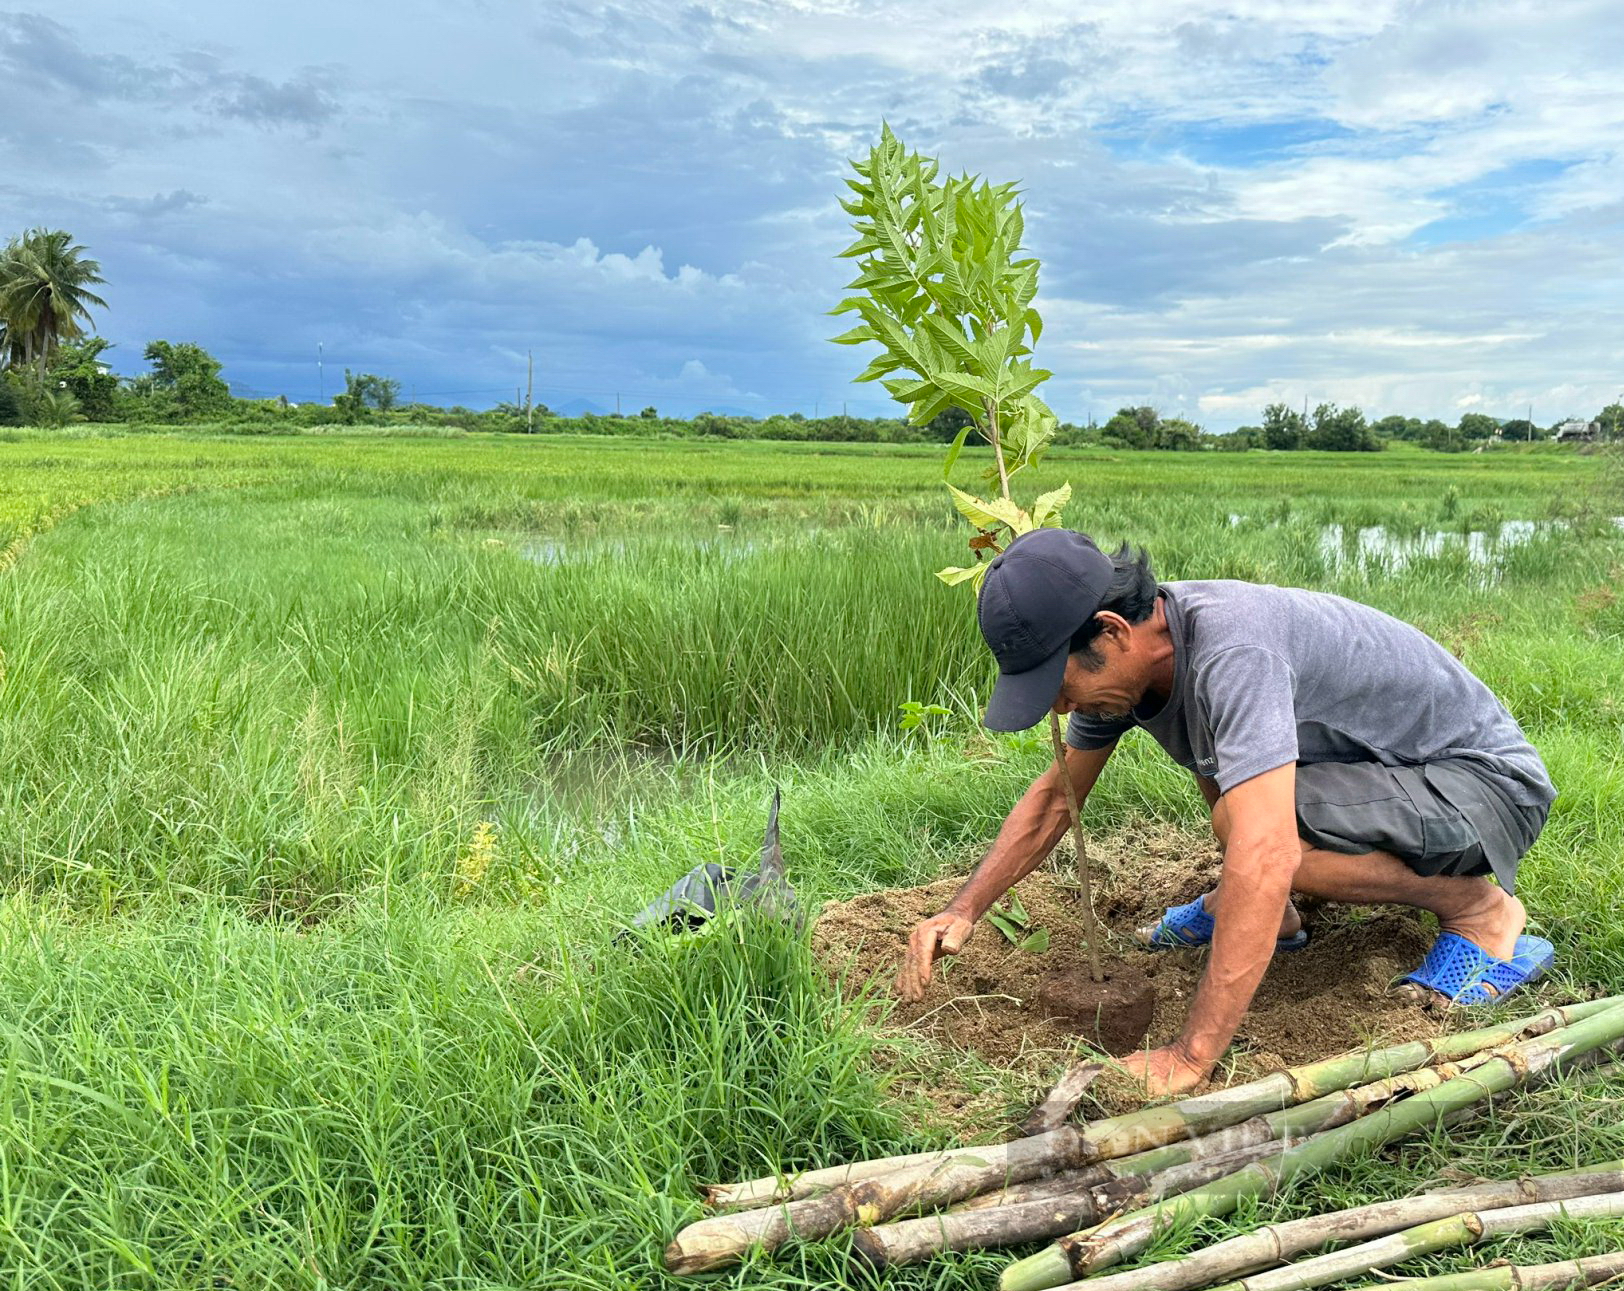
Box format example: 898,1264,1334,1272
1203,795,1526,959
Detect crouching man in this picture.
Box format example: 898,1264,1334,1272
898,529,1555,1097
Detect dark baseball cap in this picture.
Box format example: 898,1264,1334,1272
977,529,1114,731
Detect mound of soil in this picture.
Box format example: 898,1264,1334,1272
813,822,1446,1113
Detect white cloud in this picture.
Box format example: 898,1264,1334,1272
2,1,1620,423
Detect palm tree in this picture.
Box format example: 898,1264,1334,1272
0,228,109,377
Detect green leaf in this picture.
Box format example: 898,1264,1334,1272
942,423,975,479
1031,482,1072,528
986,907,1023,943
935,564,986,588
946,484,1025,531
829,325,875,345
1005,891,1030,926
934,371,998,401
1017,927,1050,953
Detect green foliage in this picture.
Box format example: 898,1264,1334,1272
1458,411,1500,441
31,387,82,428
137,340,233,421
46,337,118,419
333,370,399,423
1308,402,1382,452
833,124,1073,590
0,373,24,426
0,433,1621,1286
0,227,108,376
1263,401,1307,450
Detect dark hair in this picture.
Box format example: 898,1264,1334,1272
1069,544,1158,670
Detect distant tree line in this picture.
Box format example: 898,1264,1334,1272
4,226,1620,449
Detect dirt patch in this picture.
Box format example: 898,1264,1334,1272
1033,968,1157,1054
813,822,1446,1118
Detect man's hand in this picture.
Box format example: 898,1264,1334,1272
896,911,975,1002
1119,1044,1212,1098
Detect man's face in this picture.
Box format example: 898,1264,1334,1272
1050,640,1149,723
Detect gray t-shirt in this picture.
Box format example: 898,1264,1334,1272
1066,580,1555,808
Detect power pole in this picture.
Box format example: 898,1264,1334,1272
615,391,621,416
526,350,535,433
1527,403,1532,443
317,341,324,403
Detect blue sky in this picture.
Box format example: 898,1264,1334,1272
2,1,1620,427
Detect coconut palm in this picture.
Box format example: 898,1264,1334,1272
0,228,108,376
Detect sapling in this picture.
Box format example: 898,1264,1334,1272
833,123,1102,979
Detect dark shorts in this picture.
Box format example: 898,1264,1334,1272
1294,759,1548,894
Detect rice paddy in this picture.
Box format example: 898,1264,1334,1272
0,427,1620,1288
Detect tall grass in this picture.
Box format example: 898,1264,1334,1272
0,432,1619,1286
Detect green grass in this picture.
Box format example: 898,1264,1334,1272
0,428,1620,1287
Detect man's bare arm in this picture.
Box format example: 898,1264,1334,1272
1175,762,1301,1068
897,741,1116,1001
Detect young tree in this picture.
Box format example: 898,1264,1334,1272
1457,411,1499,441
832,123,1068,587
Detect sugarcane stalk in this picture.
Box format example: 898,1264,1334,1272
1201,1191,1624,1291
1049,712,1102,982
1070,1160,1624,1291
1022,1060,1106,1136
1339,1249,1624,1291
1000,1000,1624,1291
702,996,1623,1212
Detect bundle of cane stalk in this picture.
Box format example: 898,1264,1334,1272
664,995,1624,1277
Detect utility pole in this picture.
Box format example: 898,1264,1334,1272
526,350,535,433
1528,403,1533,443
317,341,324,403
615,391,621,416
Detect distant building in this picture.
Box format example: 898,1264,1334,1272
1553,418,1600,443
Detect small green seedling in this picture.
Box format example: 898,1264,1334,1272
986,892,1050,953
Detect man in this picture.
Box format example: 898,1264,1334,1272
898,529,1556,1097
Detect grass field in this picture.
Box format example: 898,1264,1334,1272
0,428,1621,1288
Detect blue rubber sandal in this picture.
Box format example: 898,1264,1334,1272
1400,931,1555,1006
1141,896,1310,953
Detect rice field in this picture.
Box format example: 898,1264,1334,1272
0,427,1621,1288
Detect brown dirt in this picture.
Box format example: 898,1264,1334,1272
813,821,1450,1122
1033,968,1157,1053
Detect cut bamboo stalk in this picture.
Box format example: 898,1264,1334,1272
1022,1060,1106,1136
1049,712,1102,982
854,1133,1302,1268
855,1191,1104,1266
1000,1000,1624,1291
848,1053,1513,1270
701,996,1623,1212
1201,1191,1624,1291
1339,1249,1624,1291
1068,1160,1624,1291
945,1167,1115,1214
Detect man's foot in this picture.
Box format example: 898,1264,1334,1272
1438,886,1526,961
1135,891,1306,949
1398,885,1535,1007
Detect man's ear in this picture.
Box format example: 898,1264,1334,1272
1095,611,1132,651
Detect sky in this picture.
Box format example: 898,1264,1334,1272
2,1,1621,428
